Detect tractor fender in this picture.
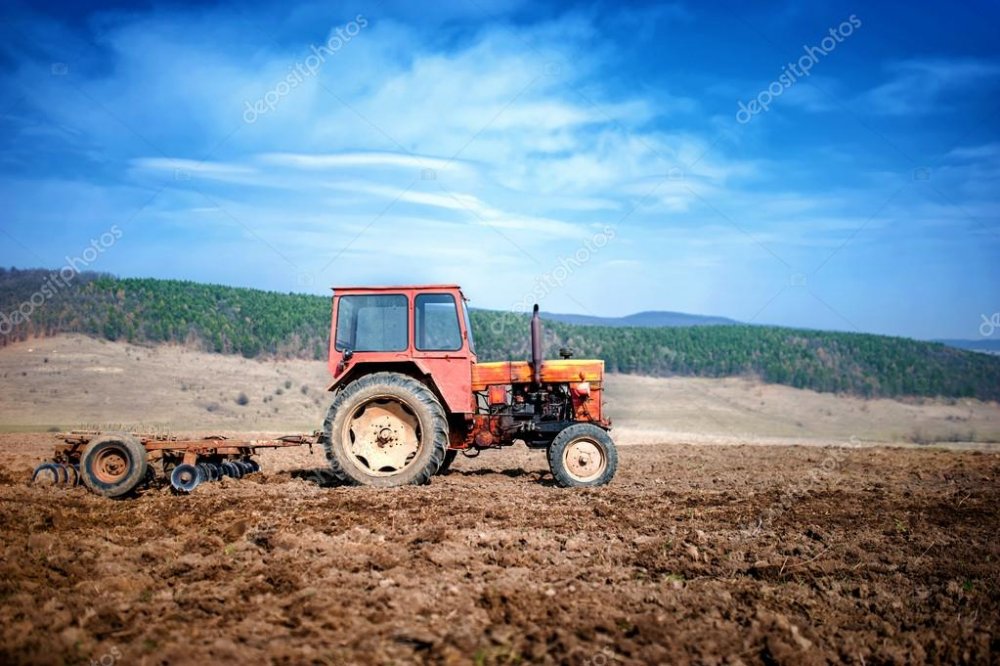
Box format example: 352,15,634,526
326,359,474,415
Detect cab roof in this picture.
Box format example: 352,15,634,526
331,284,462,292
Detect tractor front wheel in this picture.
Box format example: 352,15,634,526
324,372,449,487
547,424,617,488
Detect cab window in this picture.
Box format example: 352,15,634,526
335,294,408,352
415,293,462,351
462,299,476,354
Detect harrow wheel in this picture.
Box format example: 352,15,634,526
324,372,448,487
79,434,148,498
547,424,618,488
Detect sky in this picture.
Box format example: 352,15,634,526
0,0,997,340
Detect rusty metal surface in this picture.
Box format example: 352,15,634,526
52,431,314,463
471,359,605,389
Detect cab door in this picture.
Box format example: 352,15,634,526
411,291,475,414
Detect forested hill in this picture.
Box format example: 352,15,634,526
2,268,999,401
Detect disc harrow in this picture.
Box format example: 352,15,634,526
31,462,80,486
32,431,315,498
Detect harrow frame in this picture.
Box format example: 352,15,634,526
33,431,316,496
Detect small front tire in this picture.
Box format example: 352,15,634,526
547,424,617,488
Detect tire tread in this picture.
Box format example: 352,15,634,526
547,423,618,488
323,372,448,486
79,433,148,498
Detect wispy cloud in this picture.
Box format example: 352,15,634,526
132,158,257,177
259,151,463,172
862,58,1000,115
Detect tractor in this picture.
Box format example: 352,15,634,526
33,284,618,497
322,284,618,487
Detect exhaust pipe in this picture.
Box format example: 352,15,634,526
531,304,543,385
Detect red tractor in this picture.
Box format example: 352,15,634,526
32,284,618,497
323,285,618,487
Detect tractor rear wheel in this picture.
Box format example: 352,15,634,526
547,424,617,488
80,433,148,498
436,449,459,475
324,372,448,486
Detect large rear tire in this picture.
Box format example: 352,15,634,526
80,433,148,498
436,449,459,475
323,372,448,487
547,424,617,488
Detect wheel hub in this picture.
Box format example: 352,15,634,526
346,399,420,474
563,439,606,483
94,448,129,483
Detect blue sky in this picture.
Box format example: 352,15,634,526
0,0,997,339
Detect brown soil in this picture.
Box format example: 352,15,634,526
1,434,997,665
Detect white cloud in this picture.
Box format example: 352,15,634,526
947,142,1000,161
327,181,587,239
132,157,257,176
259,151,462,172
862,58,1000,115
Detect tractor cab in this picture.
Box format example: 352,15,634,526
323,284,617,488
329,285,477,414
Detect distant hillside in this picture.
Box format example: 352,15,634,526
540,310,738,327
0,268,330,359
2,267,1000,401
936,339,1000,355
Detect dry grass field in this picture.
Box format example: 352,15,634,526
2,335,998,446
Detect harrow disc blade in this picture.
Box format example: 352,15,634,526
31,463,61,485
170,463,202,493
66,464,80,486
197,463,215,482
